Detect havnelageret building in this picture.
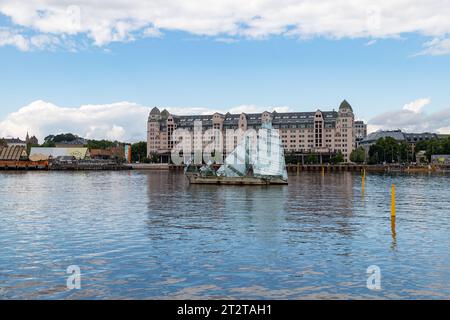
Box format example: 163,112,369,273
147,100,362,163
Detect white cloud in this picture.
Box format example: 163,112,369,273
0,27,29,51
0,100,149,142
229,104,291,114
415,37,450,56
369,98,450,133
367,124,383,134
437,126,450,134
1,1,450,53
402,97,431,113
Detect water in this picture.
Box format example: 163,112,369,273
0,171,449,299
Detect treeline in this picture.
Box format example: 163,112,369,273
416,137,450,161
130,142,159,163
42,133,121,149
350,136,450,164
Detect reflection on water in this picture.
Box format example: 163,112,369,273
0,171,449,299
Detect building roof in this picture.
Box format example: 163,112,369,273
361,130,438,145
150,107,161,115
403,132,438,141
3,138,26,144
339,100,353,112
170,110,340,129
361,130,405,144
0,146,27,161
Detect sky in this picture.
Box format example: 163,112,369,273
0,0,449,142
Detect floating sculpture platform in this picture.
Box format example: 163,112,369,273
186,173,288,185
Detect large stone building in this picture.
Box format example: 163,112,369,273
147,100,360,163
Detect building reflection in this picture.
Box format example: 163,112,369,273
145,171,288,242
145,171,356,243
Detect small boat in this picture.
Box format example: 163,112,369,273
185,121,288,185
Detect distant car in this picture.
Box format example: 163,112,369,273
135,161,140,164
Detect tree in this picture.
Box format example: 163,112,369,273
0,138,6,148
330,151,344,164
148,153,159,163
305,154,318,164
416,137,450,161
350,147,366,163
368,137,413,164
131,141,147,162
285,151,297,164
87,139,119,150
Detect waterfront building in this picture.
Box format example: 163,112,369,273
0,146,28,161
1,133,39,148
90,146,125,160
29,147,90,161
147,100,359,163
355,120,367,147
2,137,27,148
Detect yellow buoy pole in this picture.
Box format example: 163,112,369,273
361,168,366,197
391,215,396,236
362,174,365,196
391,184,396,217
390,183,397,248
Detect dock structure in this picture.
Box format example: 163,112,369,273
0,160,49,170
0,146,49,170
50,160,131,171
166,164,449,173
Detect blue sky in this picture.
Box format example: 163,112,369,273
0,1,449,141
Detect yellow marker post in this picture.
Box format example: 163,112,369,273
362,174,365,196
321,166,325,176
391,184,396,217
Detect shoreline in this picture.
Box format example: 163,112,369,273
0,162,448,173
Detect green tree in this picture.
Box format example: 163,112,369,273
131,141,147,162
368,137,413,164
87,139,119,150
305,154,318,164
330,151,344,164
43,133,79,145
416,137,450,161
350,147,366,163
285,151,297,164
0,138,6,148
148,152,159,163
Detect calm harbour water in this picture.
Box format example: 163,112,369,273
0,170,449,299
